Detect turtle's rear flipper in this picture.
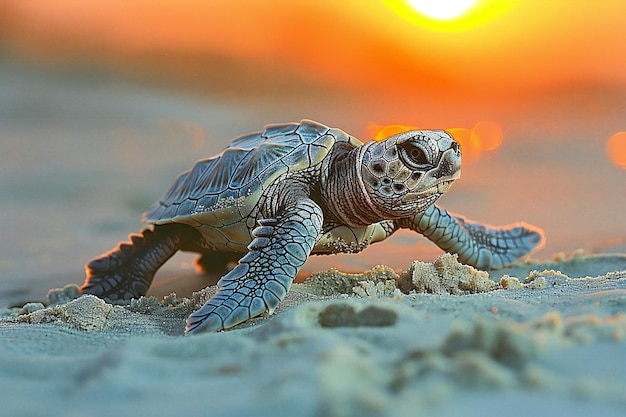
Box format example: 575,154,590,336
81,224,190,302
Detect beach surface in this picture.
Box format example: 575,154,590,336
1,57,626,416
2,253,626,417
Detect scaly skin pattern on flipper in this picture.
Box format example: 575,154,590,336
187,198,323,333
81,224,194,301
79,119,545,334
397,205,545,270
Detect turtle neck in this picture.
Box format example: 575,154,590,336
320,142,385,227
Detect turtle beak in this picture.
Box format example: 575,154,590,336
401,179,455,202
438,144,462,179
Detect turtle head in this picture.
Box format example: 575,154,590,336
358,130,461,218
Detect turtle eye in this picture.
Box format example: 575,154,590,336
399,142,430,167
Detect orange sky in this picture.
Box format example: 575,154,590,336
2,0,626,101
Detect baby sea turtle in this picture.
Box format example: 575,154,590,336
81,120,544,334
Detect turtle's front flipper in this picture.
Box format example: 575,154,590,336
186,199,323,334
399,205,545,269
81,224,194,301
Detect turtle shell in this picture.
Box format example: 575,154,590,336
144,120,356,230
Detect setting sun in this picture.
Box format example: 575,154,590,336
407,0,478,20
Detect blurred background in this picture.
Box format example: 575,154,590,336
1,0,625,303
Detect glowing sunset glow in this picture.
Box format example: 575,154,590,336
607,132,626,169
2,0,626,100
407,0,478,20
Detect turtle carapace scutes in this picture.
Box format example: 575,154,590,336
80,120,544,334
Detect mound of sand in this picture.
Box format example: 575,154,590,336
303,253,547,299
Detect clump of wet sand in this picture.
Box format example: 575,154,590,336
303,253,546,300
398,253,496,294
15,286,199,335
17,295,113,331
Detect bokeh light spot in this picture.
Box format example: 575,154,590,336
471,120,503,151
607,131,626,169
372,124,418,141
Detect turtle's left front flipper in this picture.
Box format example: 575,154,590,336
399,205,545,270
186,198,323,334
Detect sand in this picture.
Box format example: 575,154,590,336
1,253,626,417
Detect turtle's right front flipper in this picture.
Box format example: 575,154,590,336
186,198,323,334
399,204,545,270
81,224,191,301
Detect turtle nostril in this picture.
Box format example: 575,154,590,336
451,142,461,155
